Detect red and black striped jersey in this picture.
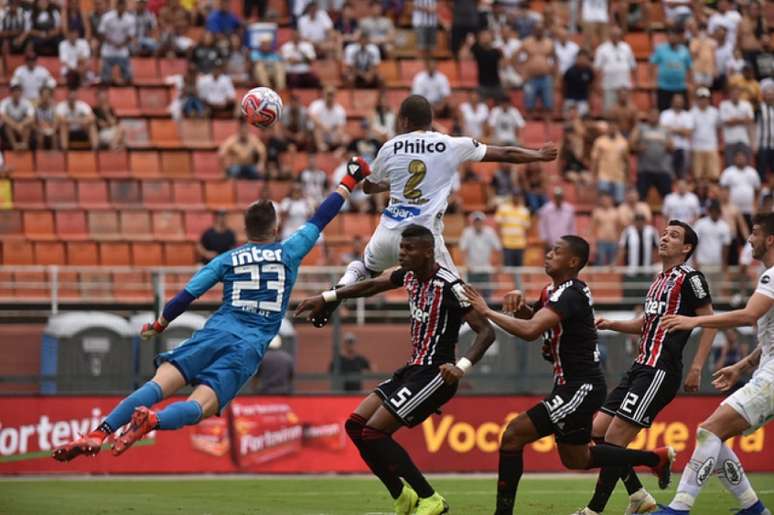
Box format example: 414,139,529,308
390,265,472,366
533,279,603,385
636,264,712,374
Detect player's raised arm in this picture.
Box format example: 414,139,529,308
595,315,645,335
295,269,400,321
463,284,560,341
481,142,558,163
662,292,774,331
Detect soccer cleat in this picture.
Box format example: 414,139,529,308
626,489,658,514
735,500,772,515
311,285,343,328
111,407,158,456
650,446,676,489
650,506,688,514
394,485,419,515
415,492,449,515
51,431,107,462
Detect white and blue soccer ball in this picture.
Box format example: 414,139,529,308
241,86,283,129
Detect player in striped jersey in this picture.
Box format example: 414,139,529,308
653,213,774,515
573,220,719,515
463,235,675,515
296,224,495,515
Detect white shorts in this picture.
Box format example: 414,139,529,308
363,221,459,276
722,360,774,434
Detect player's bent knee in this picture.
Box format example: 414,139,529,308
558,448,591,470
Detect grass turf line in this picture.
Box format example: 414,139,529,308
1,475,773,514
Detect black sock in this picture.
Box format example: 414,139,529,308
96,421,114,435
589,444,659,468
621,466,643,495
345,415,404,499
362,425,434,498
588,465,624,512
495,449,523,515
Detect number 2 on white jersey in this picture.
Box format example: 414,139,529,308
403,159,427,200
232,264,285,312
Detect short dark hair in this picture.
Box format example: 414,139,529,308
560,235,590,271
245,200,277,240
753,213,774,237
667,219,698,260
401,224,435,247
398,95,432,130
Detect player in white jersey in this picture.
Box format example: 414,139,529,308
652,212,774,515
310,94,557,327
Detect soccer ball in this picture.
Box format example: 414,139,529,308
241,87,283,129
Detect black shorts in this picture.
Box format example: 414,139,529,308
527,379,607,445
601,364,680,428
375,364,457,428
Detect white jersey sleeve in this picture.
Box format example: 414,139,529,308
754,266,774,369
755,267,774,299
367,143,390,184
448,136,487,163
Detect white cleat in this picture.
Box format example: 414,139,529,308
625,490,658,514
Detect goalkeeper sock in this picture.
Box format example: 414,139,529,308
345,414,403,499
362,426,434,498
156,400,203,430
496,449,523,515
102,381,163,433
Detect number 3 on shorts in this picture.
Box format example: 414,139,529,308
403,160,426,200
391,387,413,408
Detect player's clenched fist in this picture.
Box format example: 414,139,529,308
339,156,371,192
538,143,559,162
439,363,464,384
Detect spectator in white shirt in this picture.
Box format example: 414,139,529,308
0,84,35,150
28,0,62,56
496,24,523,88
34,85,57,149
370,91,396,143
707,0,741,48
581,0,609,49
58,27,91,88
693,200,732,271
298,152,329,205
459,211,501,301
98,0,135,85
280,30,320,89
359,0,395,58
411,59,451,118
0,0,31,55
554,27,579,76
719,85,754,165
690,87,721,181
308,86,348,152
662,178,701,223
593,27,636,111
11,52,57,101
55,88,98,149
457,89,489,140
720,151,761,225
196,61,237,118
343,33,382,88
659,94,694,179
297,2,337,59
488,95,526,146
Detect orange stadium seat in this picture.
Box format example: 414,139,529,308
130,150,162,178
141,180,172,208
132,58,161,86
184,211,213,240
108,179,142,205
350,89,379,118
378,61,400,87
312,59,341,86
77,179,110,208
33,241,66,265
172,181,204,208
160,151,192,177
23,210,56,240
442,213,466,243
164,242,196,266
3,240,34,265
120,118,151,148
36,151,67,177
109,87,141,116
88,210,120,240
301,244,324,266
192,150,222,178
234,180,262,207
181,120,213,149
78,269,113,298
5,150,34,176
268,181,289,201
131,242,164,266
120,210,152,240
158,58,187,78
139,87,170,116
67,151,99,178
12,179,46,208
459,182,486,211
457,60,478,88
341,213,374,238
399,60,424,87
66,241,99,265
100,242,132,266
97,150,130,177
636,62,655,89
225,210,246,242
152,210,185,241
204,180,235,209
45,179,78,207
112,270,153,300
212,120,238,145
55,210,88,240
0,211,22,238
37,56,59,77
625,32,652,60
150,119,182,148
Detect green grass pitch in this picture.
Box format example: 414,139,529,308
1,474,773,514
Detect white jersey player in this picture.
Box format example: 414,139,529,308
310,94,557,327
655,213,774,515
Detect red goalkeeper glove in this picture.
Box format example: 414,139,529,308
140,320,167,340
339,156,371,193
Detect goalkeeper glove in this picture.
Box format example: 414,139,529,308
339,156,371,193
140,320,167,340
